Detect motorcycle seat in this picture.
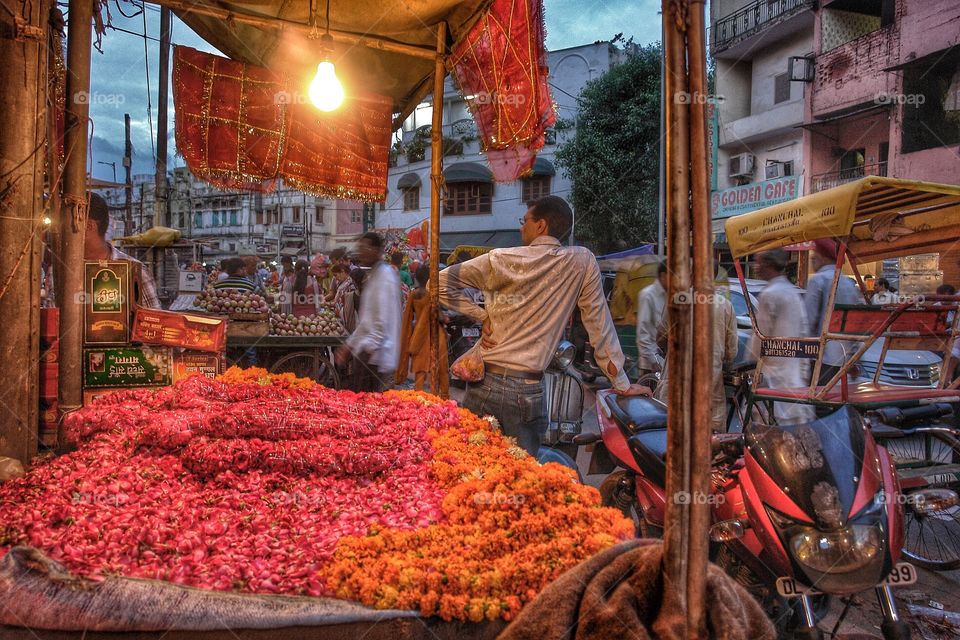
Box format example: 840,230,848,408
628,429,668,487
606,395,668,432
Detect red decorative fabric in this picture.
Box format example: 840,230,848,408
449,0,555,182
173,47,392,200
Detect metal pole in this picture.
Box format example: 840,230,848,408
155,7,171,229
58,0,94,445
124,113,133,236
686,1,712,636
428,23,447,398
658,14,666,257
0,0,47,461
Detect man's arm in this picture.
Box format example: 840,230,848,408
804,275,824,336
438,255,491,324
138,266,161,309
578,261,631,391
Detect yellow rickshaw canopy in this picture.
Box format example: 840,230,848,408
724,177,960,260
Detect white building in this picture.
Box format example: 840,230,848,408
375,41,630,252
710,0,815,237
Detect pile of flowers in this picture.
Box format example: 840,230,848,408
0,368,632,621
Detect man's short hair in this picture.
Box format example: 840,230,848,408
876,277,890,290
758,248,790,271
360,231,383,250
88,192,111,238
331,263,349,275
657,260,668,276
936,283,956,295
529,195,573,241
330,247,347,262
390,252,404,267
224,257,245,277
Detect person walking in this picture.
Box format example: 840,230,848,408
805,239,865,385
636,261,668,380
334,232,402,392
439,195,650,456
748,249,815,424
396,265,449,396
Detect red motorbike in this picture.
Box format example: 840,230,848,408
578,387,933,640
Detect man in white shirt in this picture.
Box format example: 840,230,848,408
635,261,667,378
335,232,402,392
439,196,650,455
748,249,815,424
805,239,865,385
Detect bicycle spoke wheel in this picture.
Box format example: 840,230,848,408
271,351,339,388
878,430,960,570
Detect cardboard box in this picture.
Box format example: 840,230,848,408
84,261,132,345
132,308,227,353
227,320,269,338
172,349,223,382
83,346,172,388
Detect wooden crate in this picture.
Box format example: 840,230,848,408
226,321,270,338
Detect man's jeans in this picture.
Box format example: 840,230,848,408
463,374,547,456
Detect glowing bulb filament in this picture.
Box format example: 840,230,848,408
309,61,344,112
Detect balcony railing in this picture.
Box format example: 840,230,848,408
712,0,815,53
811,162,888,193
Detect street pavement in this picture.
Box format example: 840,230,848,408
451,379,960,638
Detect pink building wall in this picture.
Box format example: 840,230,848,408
336,201,363,235
805,0,960,191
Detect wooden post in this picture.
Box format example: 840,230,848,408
155,7,171,230
428,23,447,398
662,0,711,636
686,1,712,635
58,0,94,442
0,0,48,462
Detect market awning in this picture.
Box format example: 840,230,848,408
443,162,493,184
397,173,422,189
724,176,960,259
530,157,555,177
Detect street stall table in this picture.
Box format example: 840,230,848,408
226,335,345,389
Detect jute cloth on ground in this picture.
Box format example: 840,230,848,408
498,540,776,640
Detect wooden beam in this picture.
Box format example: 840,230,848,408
149,0,440,61
429,23,447,398
58,0,94,446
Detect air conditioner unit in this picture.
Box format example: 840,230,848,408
729,153,755,178
765,162,787,180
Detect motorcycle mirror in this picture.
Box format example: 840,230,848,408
908,488,960,516
709,519,745,542
552,341,575,370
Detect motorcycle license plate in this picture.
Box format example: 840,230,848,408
462,327,480,337
775,563,917,598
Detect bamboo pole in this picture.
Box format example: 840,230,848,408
428,23,447,399
58,0,94,445
686,2,712,635
0,0,48,462
662,0,693,623
149,0,439,61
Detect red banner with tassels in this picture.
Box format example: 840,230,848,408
173,47,391,201
449,0,555,182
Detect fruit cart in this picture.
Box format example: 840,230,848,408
227,335,345,389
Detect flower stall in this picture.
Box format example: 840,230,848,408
0,369,633,636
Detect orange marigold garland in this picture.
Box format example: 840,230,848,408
320,393,634,621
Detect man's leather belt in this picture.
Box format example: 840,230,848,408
485,363,543,381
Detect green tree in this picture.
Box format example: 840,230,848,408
555,42,661,254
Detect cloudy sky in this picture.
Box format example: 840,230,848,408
87,0,663,182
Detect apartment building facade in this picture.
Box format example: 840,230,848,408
98,167,365,262
375,42,629,251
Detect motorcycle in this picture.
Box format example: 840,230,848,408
537,341,586,478
575,385,957,639
445,313,482,388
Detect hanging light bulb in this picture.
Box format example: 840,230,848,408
308,1,344,112
309,55,344,111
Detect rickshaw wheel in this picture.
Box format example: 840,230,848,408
270,351,339,388
598,471,663,539
877,430,960,571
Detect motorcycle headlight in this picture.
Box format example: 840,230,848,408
790,525,882,574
